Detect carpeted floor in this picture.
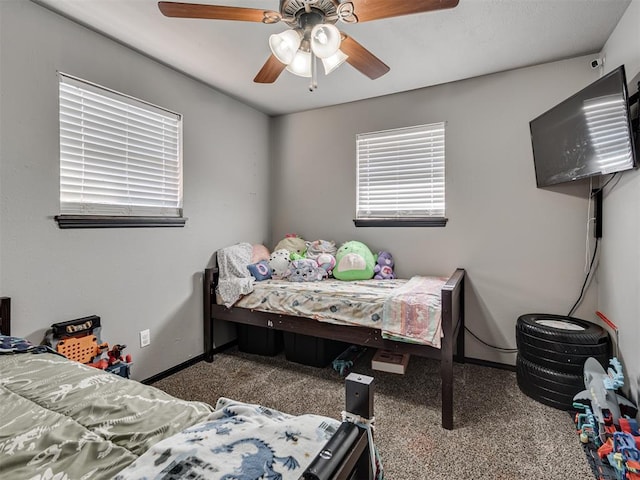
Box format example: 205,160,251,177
151,347,593,480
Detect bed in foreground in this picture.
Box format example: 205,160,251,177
0,297,376,480
203,257,466,430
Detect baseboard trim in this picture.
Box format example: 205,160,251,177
141,340,238,385
142,345,513,384
463,356,515,372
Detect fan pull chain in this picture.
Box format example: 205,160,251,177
309,51,318,91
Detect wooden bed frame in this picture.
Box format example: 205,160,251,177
0,295,376,480
0,297,10,336
203,264,466,430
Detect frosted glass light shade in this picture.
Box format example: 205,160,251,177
310,24,341,59
269,30,302,65
322,50,348,74
286,50,312,77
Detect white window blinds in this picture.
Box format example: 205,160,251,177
356,122,445,219
59,73,183,217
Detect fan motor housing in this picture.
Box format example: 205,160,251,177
281,0,339,27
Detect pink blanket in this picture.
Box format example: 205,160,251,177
382,276,447,348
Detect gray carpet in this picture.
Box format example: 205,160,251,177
151,347,593,480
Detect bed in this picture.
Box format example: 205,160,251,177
0,296,377,480
203,256,466,430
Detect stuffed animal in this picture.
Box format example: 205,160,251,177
288,258,327,282
316,252,336,276
247,260,272,281
333,241,375,281
268,249,292,280
374,251,396,279
305,239,337,260
274,234,307,258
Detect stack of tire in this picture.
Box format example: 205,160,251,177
516,313,610,410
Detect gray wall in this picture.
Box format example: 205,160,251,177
270,57,601,364
598,0,640,402
0,1,270,380
2,0,635,379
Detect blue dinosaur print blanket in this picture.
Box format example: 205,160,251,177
115,397,341,480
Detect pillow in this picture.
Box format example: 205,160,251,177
251,244,271,264
333,241,375,281
247,260,272,281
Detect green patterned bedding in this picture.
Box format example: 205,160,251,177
0,351,214,479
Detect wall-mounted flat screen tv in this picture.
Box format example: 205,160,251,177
530,65,638,188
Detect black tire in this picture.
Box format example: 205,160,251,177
517,342,608,374
516,330,609,357
516,314,608,346
516,355,585,410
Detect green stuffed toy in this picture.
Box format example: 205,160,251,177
333,241,375,281
274,234,307,259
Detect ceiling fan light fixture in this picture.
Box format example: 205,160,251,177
286,49,312,77
269,29,302,65
310,23,341,58
321,49,348,74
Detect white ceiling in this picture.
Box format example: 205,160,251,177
33,0,631,116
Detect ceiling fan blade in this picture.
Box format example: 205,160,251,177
347,0,458,23
158,2,281,23
254,55,286,84
340,35,389,80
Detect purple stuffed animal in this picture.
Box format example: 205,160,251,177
374,251,396,279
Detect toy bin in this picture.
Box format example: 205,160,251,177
237,324,283,356
283,332,349,368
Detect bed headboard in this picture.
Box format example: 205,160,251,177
0,297,10,336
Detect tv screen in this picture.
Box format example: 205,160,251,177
530,65,638,187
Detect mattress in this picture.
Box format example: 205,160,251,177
228,276,447,347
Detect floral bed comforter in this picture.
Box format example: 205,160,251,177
231,276,447,347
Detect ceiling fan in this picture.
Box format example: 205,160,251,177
158,0,459,89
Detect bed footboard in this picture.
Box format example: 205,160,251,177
203,266,465,430
0,297,10,336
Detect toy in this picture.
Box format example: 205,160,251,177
268,249,292,280
572,357,640,480
108,344,132,365
247,260,272,281
316,252,336,276
333,241,375,281
374,251,396,280
332,345,367,377
274,234,307,258
305,239,337,260
44,315,108,367
288,258,327,282
43,315,132,377
573,358,637,437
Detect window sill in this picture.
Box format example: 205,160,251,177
55,215,187,229
353,218,448,227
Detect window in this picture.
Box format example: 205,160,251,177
355,122,447,227
55,73,184,228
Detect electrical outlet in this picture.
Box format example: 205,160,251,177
139,329,150,348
